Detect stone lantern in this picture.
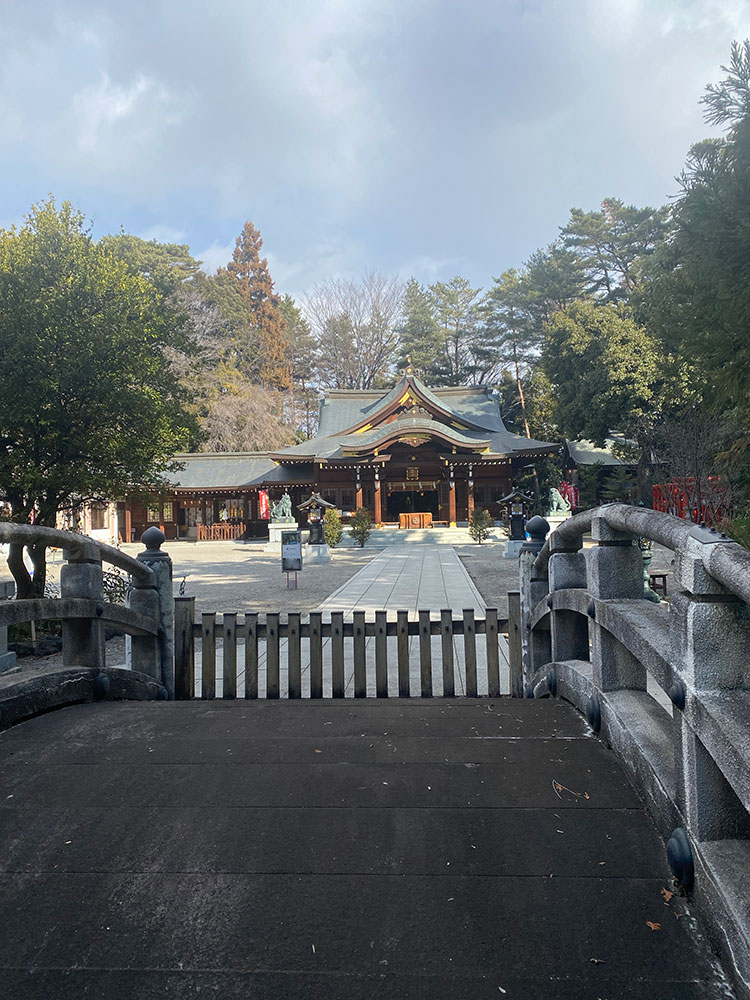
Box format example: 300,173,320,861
497,488,535,559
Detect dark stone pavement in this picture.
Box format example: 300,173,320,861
0,699,733,999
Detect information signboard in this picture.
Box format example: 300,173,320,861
281,530,303,572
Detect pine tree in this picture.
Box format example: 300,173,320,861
226,221,287,390
602,465,635,503
397,278,443,378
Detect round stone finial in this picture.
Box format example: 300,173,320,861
141,526,166,551
520,514,550,555
525,515,550,540
666,827,694,890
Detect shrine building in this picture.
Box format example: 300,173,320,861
118,373,555,541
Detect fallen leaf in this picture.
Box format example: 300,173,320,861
661,888,673,904
314,749,322,753
590,957,605,965
646,921,661,931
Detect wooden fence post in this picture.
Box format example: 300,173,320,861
507,592,523,698
223,613,237,699
174,597,195,700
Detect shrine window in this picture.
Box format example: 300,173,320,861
90,504,107,531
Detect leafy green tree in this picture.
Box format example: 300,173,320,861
542,302,675,503
99,233,201,296
560,197,669,303
348,508,372,547
636,41,750,434
0,198,197,596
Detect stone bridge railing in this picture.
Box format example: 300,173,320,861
519,503,750,998
0,523,173,728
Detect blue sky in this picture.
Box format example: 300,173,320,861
1,0,748,298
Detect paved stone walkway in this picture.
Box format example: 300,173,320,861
0,699,731,998
197,546,510,697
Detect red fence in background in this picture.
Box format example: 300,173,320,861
652,477,729,527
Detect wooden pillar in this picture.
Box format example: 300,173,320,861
124,505,132,544
356,483,363,510
374,479,382,525
467,473,475,519
449,464,456,527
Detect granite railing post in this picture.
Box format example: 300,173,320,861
587,512,646,693
548,530,589,662
670,528,750,840
0,580,16,672
519,515,550,690
127,527,174,696
61,541,105,668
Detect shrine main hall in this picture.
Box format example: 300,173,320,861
119,374,554,541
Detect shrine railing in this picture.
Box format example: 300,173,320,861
518,503,750,999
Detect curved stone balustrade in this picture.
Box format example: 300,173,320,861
0,521,154,582
0,522,173,701
519,504,750,1000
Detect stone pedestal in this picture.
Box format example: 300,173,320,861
265,521,298,553
504,539,525,559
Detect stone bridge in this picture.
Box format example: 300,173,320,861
0,508,748,998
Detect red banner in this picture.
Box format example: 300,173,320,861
258,490,270,520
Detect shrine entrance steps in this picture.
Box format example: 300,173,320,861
337,525,506,546
0,697,731,998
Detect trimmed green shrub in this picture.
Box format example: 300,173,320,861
323,508,343,548
349,509,372,548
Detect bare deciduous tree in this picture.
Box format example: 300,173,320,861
303,272,405,389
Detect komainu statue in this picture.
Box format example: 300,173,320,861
548,487,572,516
271,492,294,522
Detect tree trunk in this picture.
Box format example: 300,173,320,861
513,340,541,504
7,542,33,599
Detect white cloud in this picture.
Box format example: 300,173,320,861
195,240,234,274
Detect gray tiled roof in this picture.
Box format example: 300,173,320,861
165,454,276,489
566,438,629,467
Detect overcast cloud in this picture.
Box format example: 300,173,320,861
1,0,748,296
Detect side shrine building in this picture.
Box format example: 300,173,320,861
118,373,555,541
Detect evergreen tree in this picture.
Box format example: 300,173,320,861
224,221,287,390
602,465,636,503
428,276,483,384
560,197,669,303
279,294,317,436
397,278,442,378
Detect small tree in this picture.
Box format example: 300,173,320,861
349,508,372,548
323,508,343,548
468,508,494,544
602,465,636,503
577,462,604,508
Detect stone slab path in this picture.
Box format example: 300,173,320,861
194,546,510,697
0,699,731,998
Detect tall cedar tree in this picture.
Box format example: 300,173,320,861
226,222,287,390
